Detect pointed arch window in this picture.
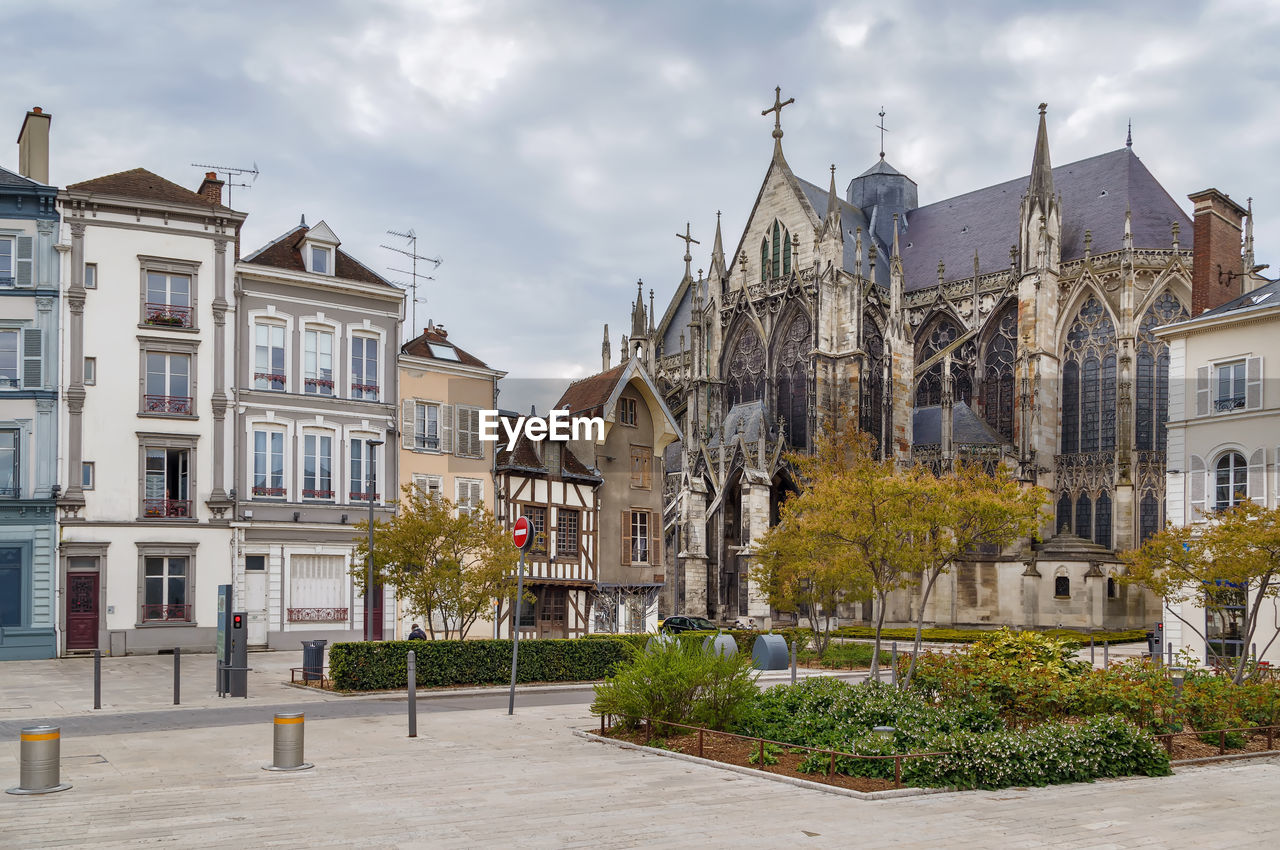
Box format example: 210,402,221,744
1060,296,1116,454
725,326,765,408
914,317,973,406
1135,291,1188,451
982,303,1017,440
775,312,811,448
760,219,792,281
860,312,886,448
1095,491,1112,549
1056,492,1072,534
1139,491,1160,543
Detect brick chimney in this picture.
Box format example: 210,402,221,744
1189,188,1248,314
434,324,447,340
17,107,51,184
197,171,224,205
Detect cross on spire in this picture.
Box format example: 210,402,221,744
762,86,795,144
676,222,700,280
877,107,889,159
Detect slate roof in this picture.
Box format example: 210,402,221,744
241,225,396,288
401,327,491,369
0,165,45,189
795,177,891,288
1198,277,1280,320
912,401,1008,447
898,148,1191,292
494,429,601,483
1036,529,1115,558
66,167,233,211
555,364,626,416
708,400,768,448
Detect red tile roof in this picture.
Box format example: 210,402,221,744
401,327,490,369
555,364,625,416
241,226,395,288
66,167,233,212
495,430,600,482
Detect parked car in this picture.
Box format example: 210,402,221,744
660,615,719,634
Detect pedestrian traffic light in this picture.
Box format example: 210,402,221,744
233,613,244,629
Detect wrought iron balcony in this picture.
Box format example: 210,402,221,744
287,607,349,622
143,498,192,518
251,485,286,497
254,372,286,391
351,382,379,400
302,488,335,499
1215,395,1246,412
142,603,191,622
143,302,193,328
143,394,193,415
304,377,334,394
349,491,380,502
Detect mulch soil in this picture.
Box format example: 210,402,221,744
602,726,899,793
1165,729,1280,761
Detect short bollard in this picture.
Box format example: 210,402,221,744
263,713,313,771
1103,640,1110,668
1089,636,1095,666
407,650,418,739
890,642,898,685
6,725,72,795
173,647,181,705
93,649,101,710
789,639,797,685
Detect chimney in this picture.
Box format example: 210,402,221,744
197,171,224,205
434,325,447,339
1189,189,1248,314
17,107,51,184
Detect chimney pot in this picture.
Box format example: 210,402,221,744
32,107,42,115
17,107,51,184
197,172,225,206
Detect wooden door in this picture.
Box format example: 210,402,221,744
65,572,99,650
367,582,384,640
538,587,567,639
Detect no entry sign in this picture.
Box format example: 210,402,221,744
512,515,533,551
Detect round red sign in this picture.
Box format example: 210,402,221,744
512,515,532,550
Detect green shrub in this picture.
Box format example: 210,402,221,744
328,637,634,691
830,625,1148,644
591,639,760,731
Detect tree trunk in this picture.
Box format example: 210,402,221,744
869,590,888,679
903,568,943,688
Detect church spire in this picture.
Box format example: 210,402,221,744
601,324,610,371
761,86,794,160
1126,119,1133,149
828,163,839,212
676,222,700,283
1028,103,1054,204
711,211,725,269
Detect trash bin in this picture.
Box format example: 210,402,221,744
751,634,789,670
703,634,737,658
301,640,328,683
645,633,677,653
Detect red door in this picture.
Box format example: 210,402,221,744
367,583,384,640
66,573,99,650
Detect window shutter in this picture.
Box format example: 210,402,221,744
401,399,415,450
15,236,33,287
441,404,454,454
650,512,661,566
620,510,631,566
1190,454,1206,518
1248,448,1267,505
1195,366,1210,417
456,408,472,458
22,328,42,388
469,479,483,511
1245,356,1263,410
412,473,428,498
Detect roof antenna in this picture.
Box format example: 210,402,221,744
1126,119,1132,149
190,162,259,207
876,107,889,160
381,228,442,340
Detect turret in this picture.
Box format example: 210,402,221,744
1018,103,1062,274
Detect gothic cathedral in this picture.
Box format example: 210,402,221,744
613,94,1246,631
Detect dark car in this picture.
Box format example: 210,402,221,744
660,615,718,634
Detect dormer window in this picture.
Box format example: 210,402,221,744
308,245,332,275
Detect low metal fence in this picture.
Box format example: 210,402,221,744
290,667,332,689
1155,723,1280,760
598,715,949,789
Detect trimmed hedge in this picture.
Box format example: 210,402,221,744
329,638,635,691
830,626,1148,645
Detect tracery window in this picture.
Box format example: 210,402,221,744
982,302,1017,441
725,326,765,408
1060,296,1116,454
914,317,973,407
760,220,792,281
1135,291,1188,451
860,312,886,446
1139,491,1160,543
775,312,811,448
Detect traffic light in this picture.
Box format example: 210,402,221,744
233,613,244,629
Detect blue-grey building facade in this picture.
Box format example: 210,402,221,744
0,108,59,660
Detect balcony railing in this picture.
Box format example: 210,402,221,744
254,372,286,391
142,603,191,622
144,302,193,328
304,377,334,394
0,486,19,498
0,376,19,389
287,607,349,622
1215,395,1246,412
351,382,379,400
302,488,335,499
349,491,380,502
144,498,192,518
144,394,193,415
252,485,286,497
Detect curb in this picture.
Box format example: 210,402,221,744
573,729,953,801
1172,749,1280,767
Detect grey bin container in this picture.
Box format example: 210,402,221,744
645,633,677,653
301,640,328,683
751,634,789,670
703,634,737,658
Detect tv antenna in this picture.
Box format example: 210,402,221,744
381,228,442,335
191,162,259,207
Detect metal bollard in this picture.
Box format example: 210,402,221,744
407,650,418,738
6,726,72,795
1103,640,1109,668
1090,636,1095,666
263,713,314,771
891,642,898,685
790,639,797,685
173,647,181,705
93,649,101,710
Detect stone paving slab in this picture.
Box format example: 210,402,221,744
2,698,1278,849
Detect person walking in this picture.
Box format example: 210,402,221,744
408,623,428,640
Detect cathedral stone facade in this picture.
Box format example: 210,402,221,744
614,97,1254,632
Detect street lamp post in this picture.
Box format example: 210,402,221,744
366,439,384,642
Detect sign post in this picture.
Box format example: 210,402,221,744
216,584,231,696
508,515,533,715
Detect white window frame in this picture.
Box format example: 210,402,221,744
631,510,650,564
84,262,97,290
0,237,12,286
1215,360,1246,412
302,430,335,500
0,329,18,389
0,427,18,498
251,426,288,498
454,405,483,459
81,461,95,490
84,356,96,386
415,401,441,451
303,325,336,396
350,331,381,401
349,436,381,502
253,320,288,391
455,477,484,514
307,244,333,276
411,473,443,501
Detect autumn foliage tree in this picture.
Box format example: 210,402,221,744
352,484,518,639
1121,501,1280,685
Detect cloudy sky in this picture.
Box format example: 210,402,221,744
4,0,1279,408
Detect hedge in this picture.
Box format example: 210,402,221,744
829,626,1148,645
329,638,636,691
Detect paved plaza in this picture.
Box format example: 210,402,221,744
1,651,1276,849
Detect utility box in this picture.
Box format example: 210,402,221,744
1146,622,1163,662
225,611,249,697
